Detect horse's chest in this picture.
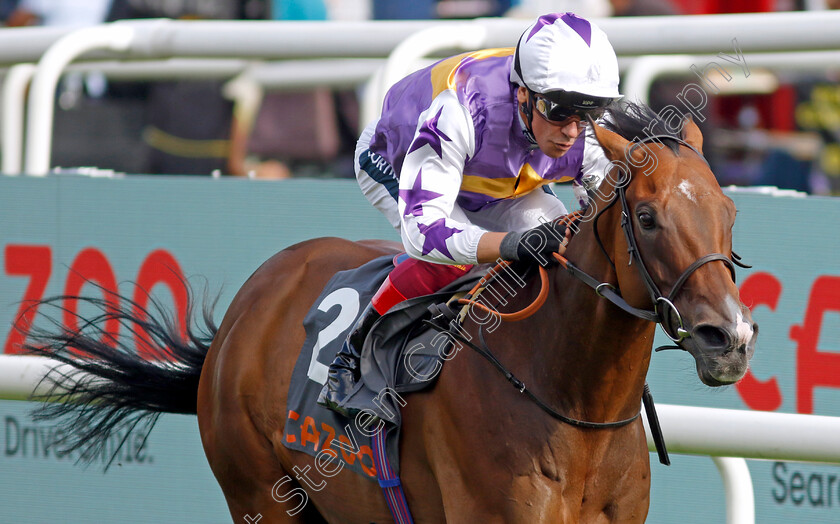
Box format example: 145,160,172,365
518,470,647,523
523,437,650,522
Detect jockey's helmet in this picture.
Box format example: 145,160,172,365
511,13,621,122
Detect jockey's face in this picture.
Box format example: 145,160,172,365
517,87,584,158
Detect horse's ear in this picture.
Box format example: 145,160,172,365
588,119,645,164
681,115,704,153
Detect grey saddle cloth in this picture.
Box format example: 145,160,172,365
282,254,488,478
342,263,490,426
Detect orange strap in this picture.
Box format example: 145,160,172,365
457,262,550,322
455,211,582,322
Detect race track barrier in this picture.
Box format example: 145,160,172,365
0,10,839,174
2,353,840,523
641,404,840,524
3,11,840,66
0,355,82,401
1,58,383,175
1,14,839,518
622,50,840,105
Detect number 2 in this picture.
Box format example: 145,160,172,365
307,287,360,385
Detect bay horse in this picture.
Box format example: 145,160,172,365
26,104,756,523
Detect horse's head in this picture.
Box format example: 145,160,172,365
588,106,756,386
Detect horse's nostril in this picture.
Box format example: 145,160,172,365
694,325,731,350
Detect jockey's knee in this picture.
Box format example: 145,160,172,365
371,258,472,313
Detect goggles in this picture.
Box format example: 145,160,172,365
530,90,614,124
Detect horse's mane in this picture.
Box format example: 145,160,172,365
601,101,682,154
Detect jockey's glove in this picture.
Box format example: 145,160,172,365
499,221,567,268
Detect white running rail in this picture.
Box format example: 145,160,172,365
2,354,840,523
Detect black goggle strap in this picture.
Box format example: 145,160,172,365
513,37,538,145
519,90,538,145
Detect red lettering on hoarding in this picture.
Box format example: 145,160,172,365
3,244,186,359
4,245,52,354
63,247,120,353
736,272,783,411
132,249,188,361
791,276,840,414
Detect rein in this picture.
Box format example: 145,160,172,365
436,134,750,447
423,317,641,429
443,210,642,431
456,211,583,321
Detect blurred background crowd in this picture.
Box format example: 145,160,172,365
2,0,839,195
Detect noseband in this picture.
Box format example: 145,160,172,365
587,134,749,344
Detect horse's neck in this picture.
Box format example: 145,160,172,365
506,221,655,424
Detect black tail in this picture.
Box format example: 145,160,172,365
22,281,218,469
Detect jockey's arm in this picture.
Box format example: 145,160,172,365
397,91,489,265
476,232,508,263
398,91,576,266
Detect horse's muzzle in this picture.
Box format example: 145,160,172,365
684,316,757,387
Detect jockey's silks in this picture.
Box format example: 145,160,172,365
368,49,586,212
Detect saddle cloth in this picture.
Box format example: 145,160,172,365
282,254,485,479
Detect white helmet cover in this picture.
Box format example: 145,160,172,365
511,12,621,100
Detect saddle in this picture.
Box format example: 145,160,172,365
344,267,487,425
282,254,490,478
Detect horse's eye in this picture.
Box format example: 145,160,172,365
637,212,655,229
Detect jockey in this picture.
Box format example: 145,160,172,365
318,12,620,415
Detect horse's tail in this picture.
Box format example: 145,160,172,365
22,282,218,468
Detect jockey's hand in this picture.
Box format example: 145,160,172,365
499,221,570,267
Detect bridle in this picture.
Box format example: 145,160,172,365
458,134,749,341
571,134,750,345
436,133,750,439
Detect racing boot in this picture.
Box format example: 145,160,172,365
317,304,381,417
